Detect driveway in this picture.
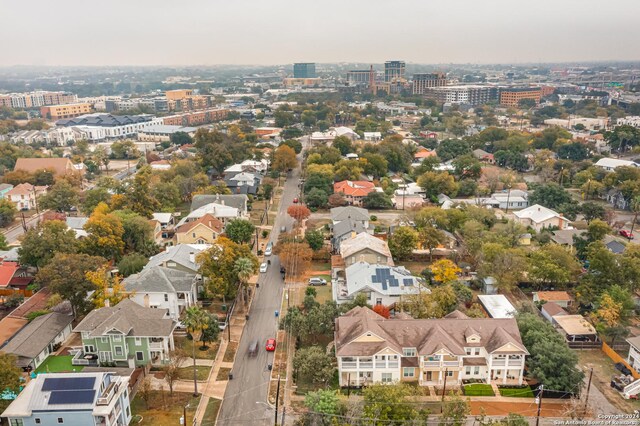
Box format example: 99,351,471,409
216,137,308,426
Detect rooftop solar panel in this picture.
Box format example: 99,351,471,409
42,377,96,391
49,390,96,405
403,278,414,286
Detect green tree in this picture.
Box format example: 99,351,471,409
332,135,353,155
478,243,527,292
417,171,458,200
305,188,328,209
362,383,421,423
305,229,325,252
293,346,334,385
0,353,22,412
441,393,470,426
200,313,220,348
182,305,210,395
0,198,17,227
517,313,584,392
117,253,149,277
388,226,418,261
110,140,140,159
0,233,7,250
170,131,192,146
225,219,256,244
418,226,446,262
36,253,107,316
363,191,393,209
528,244,582,288
38,180,80,212
235,256,258,307
272,144,298,172
19,220,78,268
81,204,125,261
113,210,157,256
528,183,572,209
580,202,606,222
304,389,341,416
125,166,160,218
151,181,181,211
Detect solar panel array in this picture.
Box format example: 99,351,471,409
403,278,414,287
49,390,96,405
371,268,399,290
43,377,97,405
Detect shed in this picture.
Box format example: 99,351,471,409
477,294,517,319
540,302,568,324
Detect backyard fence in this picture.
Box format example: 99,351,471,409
602,342,640,379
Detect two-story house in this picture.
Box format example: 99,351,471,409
340,233,394,266
627,336,640,373
174,213,223,245
5,183,47,211
72,299,176,367
335,307,529,387
333,180,377,206
146,244,209,275
123,266,198,320
1,372,131,426
190,194,249,217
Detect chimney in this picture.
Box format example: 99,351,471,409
189,252,195,263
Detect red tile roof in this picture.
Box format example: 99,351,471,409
334,180,376,198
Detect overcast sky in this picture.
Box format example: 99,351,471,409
2,0,639,66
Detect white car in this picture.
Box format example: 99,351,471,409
260,262,268,273
265,243,273,256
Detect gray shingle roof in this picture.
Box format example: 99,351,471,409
190,194,248,212
73,299,175,338
146,244,205,272
330,206,369,223
332,220,367,239
124,266,195,293
1,312,73,363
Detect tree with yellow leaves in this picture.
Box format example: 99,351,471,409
81,202,125,261
87,265,128,308
430,259,461,284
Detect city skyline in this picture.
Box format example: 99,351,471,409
1,0,640,67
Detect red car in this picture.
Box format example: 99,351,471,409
620,230,634,239
293,197,299,204
265,338,276,352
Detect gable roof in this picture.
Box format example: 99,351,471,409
335,307,528,357
0,261,19,288
146,244,208,272
175,213,224,235
1,312,73,364
332,220,368,240
541,302,568,317
344,262,424,297
534,291,572,302
340,233,393,265
124,266,196,294
74,299,175,338
14,158,77,176
190,194,248,212
513,204,566,224
330,206,370,223
152,212,173,224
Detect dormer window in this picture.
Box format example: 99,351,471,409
403,348,416,357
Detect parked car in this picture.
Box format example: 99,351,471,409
265,338,276,352
265,242,273,256
620,230,634,239
259,262,268,273
293,197,299,203
248,340,259,357
616,362,633,376
308,277,327,286
280,226,287,233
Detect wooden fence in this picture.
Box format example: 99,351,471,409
602,342,640,379
0,289,34,298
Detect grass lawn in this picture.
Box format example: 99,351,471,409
35,356,84,374
176,336,220,360
131,391,200,426
312,283,332,304
498,386,534,397
177,366,211,381
223,341,238,363
216,367,231,381
310,261,331,272
201,398,222,426
463,383,495,396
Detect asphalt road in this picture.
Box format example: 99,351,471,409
3,212,44,244
216,138,308,426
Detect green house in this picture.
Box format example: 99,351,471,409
72,299,176,368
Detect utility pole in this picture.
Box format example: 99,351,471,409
584,368,593,415
274,375,281,426
535,385,544,426
440,368,448,413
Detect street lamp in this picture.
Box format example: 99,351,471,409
181,403,190,425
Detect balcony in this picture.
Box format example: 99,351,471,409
508,360,523,367
423,361,440,367
388,362,399,368
375,362,386,368
341,361,357,369
443,361,460,367
359,361,373,368
96,381,119,406
491,359,506,366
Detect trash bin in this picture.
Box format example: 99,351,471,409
229,371,233,380
268,364,273,371
245,314,250,320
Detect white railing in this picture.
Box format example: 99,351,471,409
359,361,373,368
508,360,522,367
375,362,386,368
388,362,399,368
96,382,118,406
341,362,357,369
443,361,459,367
423,361,440,367
492,360,506,366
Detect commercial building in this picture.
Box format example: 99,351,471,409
499,87,542,107
162,108,228,126
425,85,499,106
283,78,322,88
137,124,197,142
293,63,316,79
412,72,447,94
165,89,194,100
0,91,77,109
384,61,406,83
347,70,373,86
1,372,131,426
617,116,640,128
40,103,93,120
56,114,163,140
14,157,79,177
335,307,528,387
595,157,639,172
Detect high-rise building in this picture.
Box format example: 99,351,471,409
347,70,373,86
499,87,542,107
384,61,406,83
293,63,316,79
425,85,499,106
412,72,447,94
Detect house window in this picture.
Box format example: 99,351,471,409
58,418,64,424
35,420,41,425
403,368,415,378
474,367,480,375
474,348,480,356
135,337,142,346
466,367,471,375
115,346,123,356
164,294,169,302
101,337,108,343
402,348,416,357
192,232,196,238
136,351,144,361
114,335,122,342
446,370,454,377
381,373,393,383
10,420,24,426
376,298,382,305
84,345,95,353
126,406,130,416
465,348,472,355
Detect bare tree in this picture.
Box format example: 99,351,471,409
137,377,154,409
